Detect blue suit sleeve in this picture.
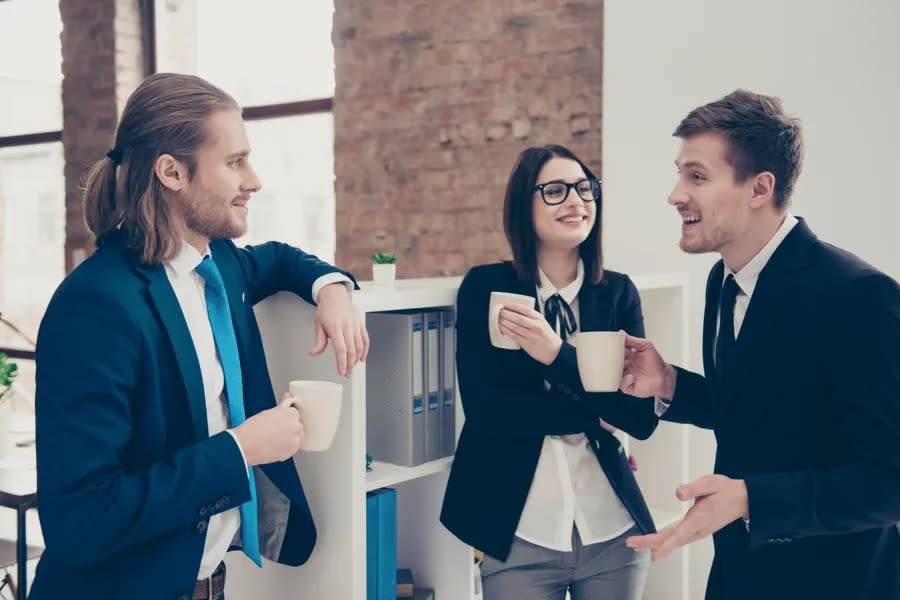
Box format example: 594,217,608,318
225,241,358,306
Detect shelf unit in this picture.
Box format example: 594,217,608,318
225,274,690,599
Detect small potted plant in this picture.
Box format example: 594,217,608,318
0,353,18,457
370,252,397,285
0,353,17,405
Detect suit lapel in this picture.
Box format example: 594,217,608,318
703,261,724,386
723,274,787,399
140,264,210,442
577,281,614,332
210,245,262,416
719,219,817,402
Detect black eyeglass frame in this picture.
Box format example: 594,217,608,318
532,178,602,205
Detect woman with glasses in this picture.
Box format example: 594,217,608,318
440,145,658,600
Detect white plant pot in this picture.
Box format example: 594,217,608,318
372,263,396,285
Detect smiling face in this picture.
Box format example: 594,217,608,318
176,107,262,244
668,132,757,257
531,157,597,252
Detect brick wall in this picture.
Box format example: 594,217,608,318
60,0,144,272
333,0,604,279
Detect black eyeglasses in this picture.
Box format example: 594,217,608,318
533,178,601,205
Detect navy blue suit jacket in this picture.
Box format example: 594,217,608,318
440,262,658,561
664,219,900,599
30,232,355,600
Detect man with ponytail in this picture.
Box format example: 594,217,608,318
30,73,368,600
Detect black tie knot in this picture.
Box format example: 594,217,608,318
721,274,740,314
544,294,577,342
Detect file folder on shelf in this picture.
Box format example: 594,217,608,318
366,488,398,600
440,308,457,457
366,492,379,600
367,311,426,467
425,311,442,462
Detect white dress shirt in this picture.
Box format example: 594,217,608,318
164,242,351,579
718,213,799,344
514,260,635,552
655,213,799,416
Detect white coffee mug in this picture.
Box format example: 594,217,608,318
288,380,344,451
488,291,536,350
575,331,626,392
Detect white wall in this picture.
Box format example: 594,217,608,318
602,0,900,597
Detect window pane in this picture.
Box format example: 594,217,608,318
156,0,335,106
0,142,66,395
236,113,335,263
0,1,63,136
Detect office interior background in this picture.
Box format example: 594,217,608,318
0,0,898,597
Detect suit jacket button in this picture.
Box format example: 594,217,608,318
215,500,225,511
199,506,209,517
195,519,208,534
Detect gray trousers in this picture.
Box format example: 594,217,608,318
481,526,650,600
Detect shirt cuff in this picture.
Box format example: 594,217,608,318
654,396,671,417
225,429,250,474
312,273,353,304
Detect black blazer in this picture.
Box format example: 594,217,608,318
32,231,356,600
665,219,900,600
440,262,659,561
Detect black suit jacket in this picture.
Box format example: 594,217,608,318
664,219,900,600
440,262,659,561
31,232,356,600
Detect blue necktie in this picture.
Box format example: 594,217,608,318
195,256,262,567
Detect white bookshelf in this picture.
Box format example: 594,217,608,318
225,274,691,600
366,458,453,492
625,272,693,600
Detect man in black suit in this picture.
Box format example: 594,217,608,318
620,90,900,599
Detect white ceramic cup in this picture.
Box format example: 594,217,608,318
288,380,344,451
488,291,536,350
575,331,626,392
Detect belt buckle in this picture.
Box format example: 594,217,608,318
207,574,213,600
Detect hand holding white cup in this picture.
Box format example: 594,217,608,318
287,380,344,451
488,291,535,350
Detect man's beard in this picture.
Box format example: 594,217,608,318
180,187,246,241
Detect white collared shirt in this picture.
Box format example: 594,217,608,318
514,260,635,552
718,213,799,343
164,242,351,579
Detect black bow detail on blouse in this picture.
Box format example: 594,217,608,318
544,293,577,342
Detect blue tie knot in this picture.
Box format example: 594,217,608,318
195,256,226,292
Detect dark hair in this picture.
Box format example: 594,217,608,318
503,144,603,289
674,89,803,211
83,73,240,264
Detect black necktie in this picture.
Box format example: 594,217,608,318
544,294,577,342
715,274,740,380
